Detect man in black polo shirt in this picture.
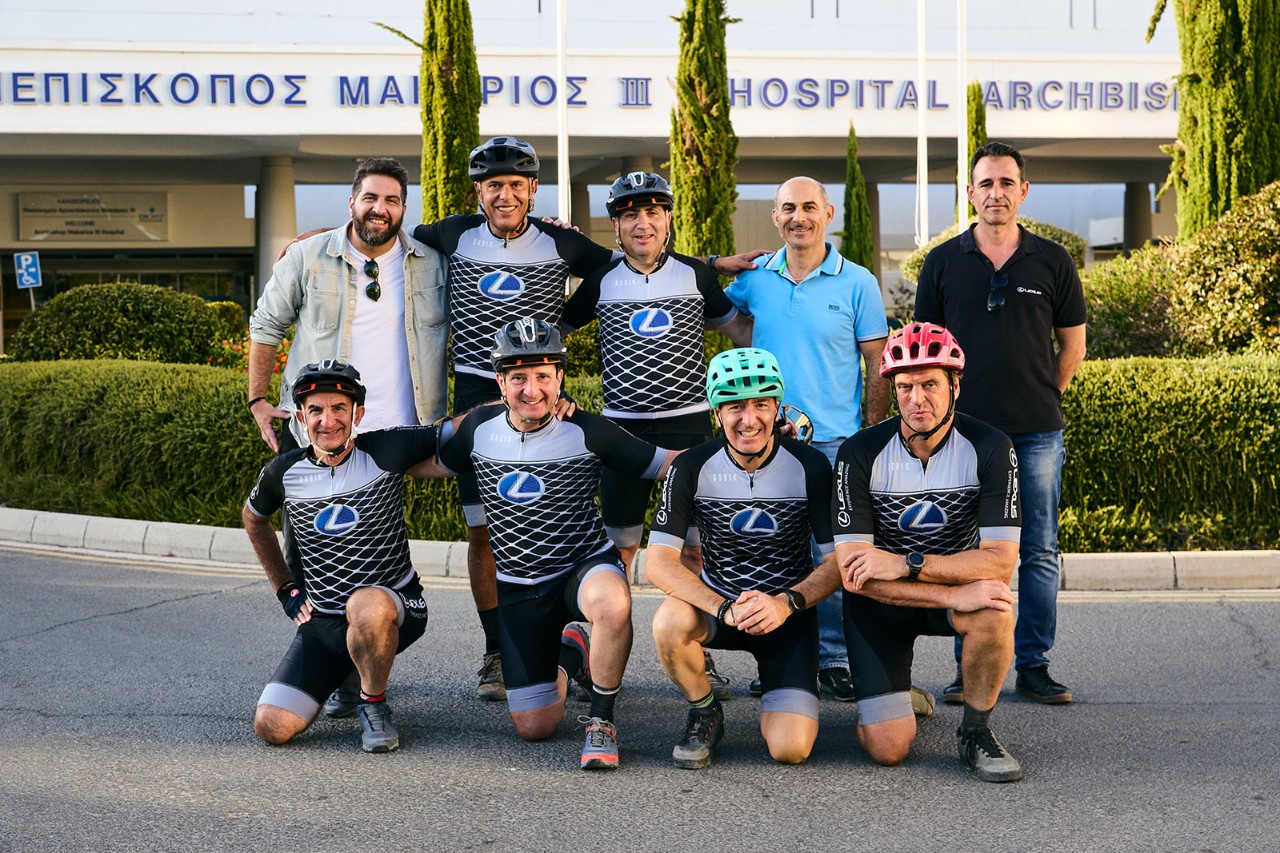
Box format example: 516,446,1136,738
914,141,1086,708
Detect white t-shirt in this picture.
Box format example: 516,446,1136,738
347,239,418,432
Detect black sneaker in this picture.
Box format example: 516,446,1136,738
476,651,506,702
323,671,361,717
357,701,400,753
957,725,1022,782
748,677,762,697
941,673,964,705
672,704,725,769
704,651,732,702
1016,666,1073,704
817,667,857,702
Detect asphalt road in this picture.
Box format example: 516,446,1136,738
1,542,1278,852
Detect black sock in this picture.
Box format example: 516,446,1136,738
688,691,717,711
961,703,991,730
478,608,501,654
590,684,619,721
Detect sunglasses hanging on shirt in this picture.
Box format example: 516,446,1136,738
363,258,381,302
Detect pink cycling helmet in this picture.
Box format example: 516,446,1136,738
879,323,966,377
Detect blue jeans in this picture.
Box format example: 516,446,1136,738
811,439,847,670
954,429,1065,672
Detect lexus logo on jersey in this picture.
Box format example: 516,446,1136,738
477,270,525,300
497,471,545,504
897,500,947,533
313,503,360,535
629,307,673,338
729,508,778,537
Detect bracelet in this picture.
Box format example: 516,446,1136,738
716,598,734,625
247,396,267,409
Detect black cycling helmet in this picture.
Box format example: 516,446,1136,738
292,360,367,407
606,171,674,217
468,137,540,181
491,318,567,372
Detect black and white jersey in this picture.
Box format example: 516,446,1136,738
832,414,1020,555
562,252,738,420
438,405,665,584
413,215,612,378
245,425,439,614
649,437,834,597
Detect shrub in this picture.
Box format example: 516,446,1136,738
208,301,246,340
208,331,292,374
1082,243,1179,358
8,282,221,364
897,217,1086,285
4,356,1277,552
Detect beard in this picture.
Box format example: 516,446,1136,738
353,209,404,247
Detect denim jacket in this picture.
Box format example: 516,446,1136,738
249,225,448,445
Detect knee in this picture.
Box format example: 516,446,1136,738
346,587,398,627
962,606,1015,642
651,600,701,649
254,706,303,745
857,722,914,767
767,740,814,765
511,716,557,742
582,583,631,629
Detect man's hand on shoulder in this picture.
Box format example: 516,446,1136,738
249,399,291,453
277,227,332,261
539,216,582,233
713,249,767,276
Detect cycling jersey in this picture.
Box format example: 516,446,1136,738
413,215,611,378
245,425,439,614
562,252,737,420
438,405,665,584
832,414,1020,553
649,436,835,597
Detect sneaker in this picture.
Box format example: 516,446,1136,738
323,671,361,718
817,667,857,702
579,716,619,770
561,623,593,696
941,673,964,705
1016,666,1073,704
476,651,506,701
957,725,1022,782
704,651,732,702
672,704,725,769
357,701,400,753
748,677,762,697
910,684,936,717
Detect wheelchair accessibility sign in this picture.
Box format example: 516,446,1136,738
14,252,42,289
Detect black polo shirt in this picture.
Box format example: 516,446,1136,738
914,224,1086,434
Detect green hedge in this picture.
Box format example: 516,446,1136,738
8,282,222,364
2,357,1276,552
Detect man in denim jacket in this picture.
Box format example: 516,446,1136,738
247,156,448,451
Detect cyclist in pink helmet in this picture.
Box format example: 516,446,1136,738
832,321,1026,782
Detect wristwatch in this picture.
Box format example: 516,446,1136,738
905,552,926,582
783,589,806,613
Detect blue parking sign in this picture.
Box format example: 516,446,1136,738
15,252,42,289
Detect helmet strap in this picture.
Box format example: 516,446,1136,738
900,376,958,457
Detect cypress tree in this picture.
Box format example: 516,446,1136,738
840,121,874,270
965,80,988,220
1148,0,1280,238
669,0,739,258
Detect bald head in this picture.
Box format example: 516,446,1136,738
771,176,834,255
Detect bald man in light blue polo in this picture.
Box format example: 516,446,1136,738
724,175,889,701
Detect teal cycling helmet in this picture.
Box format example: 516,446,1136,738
706,348,785,407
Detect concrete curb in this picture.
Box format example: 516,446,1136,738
2,507,1278,591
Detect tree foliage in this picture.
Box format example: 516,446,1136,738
964,80,988,220
1148,0,1280,238
669,0,739,257
839,121,874,270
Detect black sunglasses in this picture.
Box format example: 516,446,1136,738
363,259,381,302
987,272,1008,312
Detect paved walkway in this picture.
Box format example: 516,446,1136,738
1,506,1277,590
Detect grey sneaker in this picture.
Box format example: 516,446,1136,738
957,726,1022,782
476,651,506,702
910,684,936,717
357,701,400,753
323,671,361,718
579,716,619,770
704,651,732,702
941,673,964,705
672,704,725,770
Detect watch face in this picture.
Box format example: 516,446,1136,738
907,553,925,569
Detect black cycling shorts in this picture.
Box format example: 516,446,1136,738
843,591,955,701
703,605,820,698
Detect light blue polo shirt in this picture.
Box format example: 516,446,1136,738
724,242,888,442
